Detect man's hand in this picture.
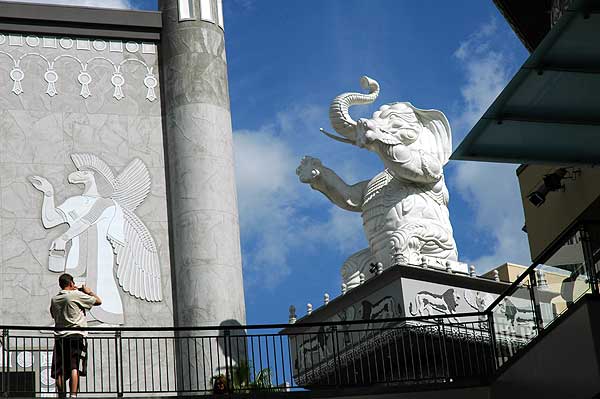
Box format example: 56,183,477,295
79,284,93,295
80,284,102,306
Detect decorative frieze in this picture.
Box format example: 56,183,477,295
0,33,156,54
0,33,159,102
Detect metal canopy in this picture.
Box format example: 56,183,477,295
451,0,600,165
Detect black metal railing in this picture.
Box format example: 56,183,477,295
286,314,494,387
0,312,493,396
0,291,594,397
2,224,598,396
483,224,600,369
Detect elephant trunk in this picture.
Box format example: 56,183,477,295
329,76,380,140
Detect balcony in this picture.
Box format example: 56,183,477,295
1,224,599,397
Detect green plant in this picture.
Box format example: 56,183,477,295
230,361,273,392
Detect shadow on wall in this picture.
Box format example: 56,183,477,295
219,319,248,369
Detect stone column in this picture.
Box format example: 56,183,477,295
159,0,246,388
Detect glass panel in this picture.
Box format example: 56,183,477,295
488,227,597,369
586,222,600,294
535,229,590,329
490,273,536,368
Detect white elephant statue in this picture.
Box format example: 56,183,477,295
297,76,462,289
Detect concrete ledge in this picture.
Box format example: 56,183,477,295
0,1,161,40
167,382,489,398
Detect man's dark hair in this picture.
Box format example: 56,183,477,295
58,273,74,289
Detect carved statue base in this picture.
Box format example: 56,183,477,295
341,248,468,291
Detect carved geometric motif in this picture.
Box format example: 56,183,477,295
0,33,158,102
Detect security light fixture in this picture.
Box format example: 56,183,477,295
527,168,568,207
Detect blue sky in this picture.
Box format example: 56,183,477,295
224,1,530,325
7,0,531,325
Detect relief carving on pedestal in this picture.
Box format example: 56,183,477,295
29,153,162,325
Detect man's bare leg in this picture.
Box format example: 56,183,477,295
69,369,79,397
55,374,67,398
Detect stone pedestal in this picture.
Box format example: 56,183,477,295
283,264,558,386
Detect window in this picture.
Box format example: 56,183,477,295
199,0,214,22
178,0,196,21
217,0,224,28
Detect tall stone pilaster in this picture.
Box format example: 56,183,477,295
159,0,245,331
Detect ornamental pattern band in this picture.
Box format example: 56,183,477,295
0,33,159,102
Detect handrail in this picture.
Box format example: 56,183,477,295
0,313,494,395
485,223,599,313
484,261,537,313
0,311,486,333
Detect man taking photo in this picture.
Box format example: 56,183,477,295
50,273,102,398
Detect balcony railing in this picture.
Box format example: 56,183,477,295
0,299,595,396
0,312,498,397
1,224,598,397
485,223,600,369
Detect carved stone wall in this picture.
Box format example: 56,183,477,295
0,31,173,327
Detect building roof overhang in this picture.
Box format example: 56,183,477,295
451,0,600,165
0,1,162,41
492,0,551,52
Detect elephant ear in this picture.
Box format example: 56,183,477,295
413,107,452,166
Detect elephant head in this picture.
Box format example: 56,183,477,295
325,76,452,166
326,76,380,143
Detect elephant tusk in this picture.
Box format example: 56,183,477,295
320,128,355,145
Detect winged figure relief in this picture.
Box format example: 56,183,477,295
29,153,162,325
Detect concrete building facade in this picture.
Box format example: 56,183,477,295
0,16,173,328
0,1,245,392
0,0,245,334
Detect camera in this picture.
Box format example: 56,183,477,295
527,168,568,208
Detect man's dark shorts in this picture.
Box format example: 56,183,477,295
51,335,87,380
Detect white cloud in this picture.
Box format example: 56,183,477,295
453,162,530,269
234,107,366,289
452,19,511,142
234,129,298,287
451,19,531,271
2,0,131,8
321,207,364,254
